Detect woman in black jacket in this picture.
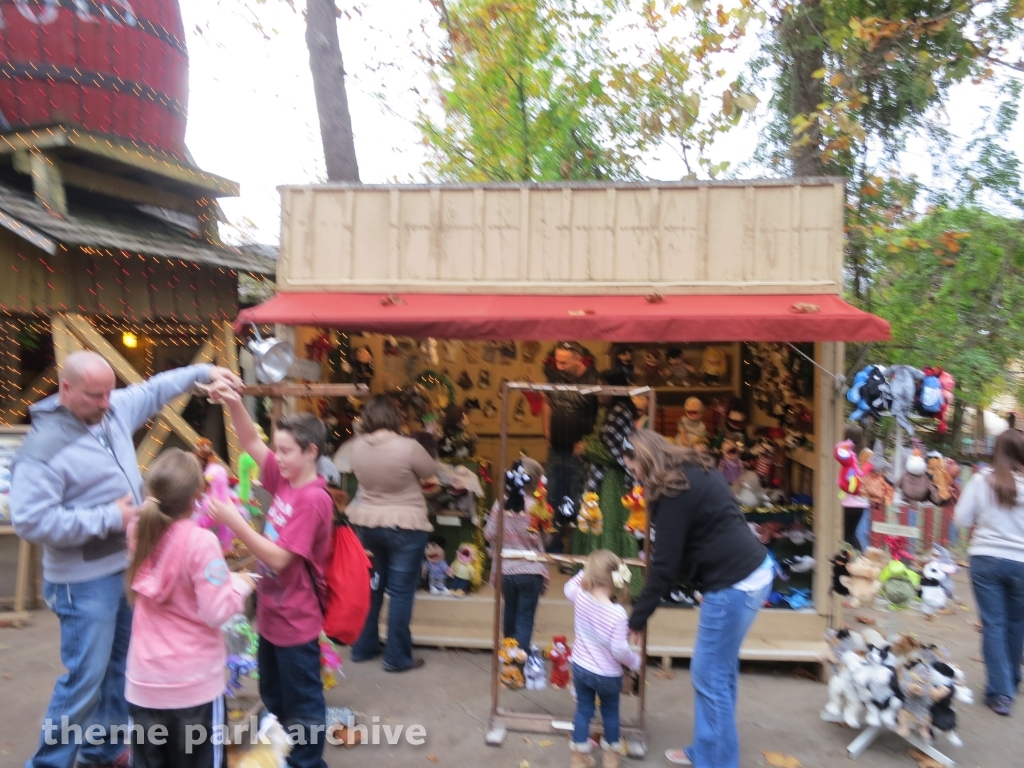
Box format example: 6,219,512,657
624,430,770,768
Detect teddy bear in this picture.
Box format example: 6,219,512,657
676,397,708,448
422,539,452,595
898,451,935,503
621,485,647,539
839,547,886,608
499,637,527,689
448,543,480,596
927,454,953,505
577,491,603,536
897,659,934,741
547,636,572,689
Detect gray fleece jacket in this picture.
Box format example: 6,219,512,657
954,469,1024,564
11,364,213,583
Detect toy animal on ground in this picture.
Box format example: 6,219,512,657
929,661,969,747
822,629,868,727
547,635,572,689
577,491,603,536
839,547,886,608
499,637,527,689
621,485,647,538
525,645,547,691
237,714,292,768
919,560,948,616
897,660,935,741
854,643,903,730
879,559,921,611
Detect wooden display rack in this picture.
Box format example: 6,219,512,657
485,382,656,757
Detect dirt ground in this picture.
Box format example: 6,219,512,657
1,552,1022,768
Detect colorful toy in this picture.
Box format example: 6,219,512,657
319,633,344,690
732,469,769,507
621,485,647,539
547,635,572,689
822,629,868,728
499,637,527,689
676,397,708,447
700,346,729,386
577,491,603,536
897,660,934,741
889,365,925,435
718,439,744,485
449,543,481,596
848,365,892,422
423,539,452,595
838,547,885,609
236,451,263,517
927,454,953,505
929,660,972,747
194,462,249,554
834,439,863,495
525,645,548,690
919,560,947,616
898,450,934,503
527,484,556,535
879,559,921,610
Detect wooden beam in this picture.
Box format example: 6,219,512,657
13,150,68,215
59,161,198,217
51,316,83,366
0,363,58,425
241,384,370,397
136,338,216,470
216,321,241,470
60,314,205,451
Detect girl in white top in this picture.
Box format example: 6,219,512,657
565,549,642,768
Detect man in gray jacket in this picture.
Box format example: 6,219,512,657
11,350,242,768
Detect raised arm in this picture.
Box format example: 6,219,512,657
210,384,270,468
113,364,213,432
953,472,987,530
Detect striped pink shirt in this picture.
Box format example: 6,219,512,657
565,571,641,677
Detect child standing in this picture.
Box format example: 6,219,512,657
125,449,255,768
565,550,642,768
208,387,334,768
484,457,550,650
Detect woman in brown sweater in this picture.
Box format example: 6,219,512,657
347,395,439,671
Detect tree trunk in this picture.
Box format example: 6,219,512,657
305,0,360,182
780,0,825,178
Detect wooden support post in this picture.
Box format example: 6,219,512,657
216,321,242,470
51,316,83,365
13,150,68,215
0,363,58,425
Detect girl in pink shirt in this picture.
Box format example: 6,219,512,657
565,549,642,768
125,449,254,768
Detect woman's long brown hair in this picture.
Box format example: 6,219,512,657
125,449,204,602
990,428,1024,508
623,429,715,502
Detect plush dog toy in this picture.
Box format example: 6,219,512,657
621,485,647,539
855,643,903,730
822,629,868,727
732,469,770,507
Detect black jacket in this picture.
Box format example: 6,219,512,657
629,465,768,631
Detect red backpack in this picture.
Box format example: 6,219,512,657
319,524,372,645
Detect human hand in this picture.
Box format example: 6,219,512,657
573,440,586,457
207,380,241,404
117,495,142,529
237,571,257,591
207,497,243,529
208,366,244,391
628,629,644,647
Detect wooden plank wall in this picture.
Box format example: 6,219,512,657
0,232,238,321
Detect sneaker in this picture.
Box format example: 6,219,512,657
383,657,426,672
75,751,131,768
986,695,1013,716
665,748,693,765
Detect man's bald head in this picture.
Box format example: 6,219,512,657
59,351,116,425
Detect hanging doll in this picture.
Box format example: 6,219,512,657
524,645,548,691
719,439,744,485
499,638,528,689
547,636,572,689
423,539,452,595
194,462,248,554
676,397,708,448
351,346,375,386
714,401,749,450
577,491,603,536
621,485,647,539
700,347,729,386
835,439,864,496
527,479,556,535
640,349,664,386
449,543,480,596
439,405,477,460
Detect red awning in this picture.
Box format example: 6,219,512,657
236,292,890,342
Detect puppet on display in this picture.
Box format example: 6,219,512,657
662,347,693,386
732,468,770,507
641,349,663,386
718,439,744,485
547,636,572,689
351,346,375,386
423,538,452,595
527,481,556,535
499,638,528,689
449,542,481,596
676,397,708,447
610,344,634,382
715,401,749,450
700,346,728,386
835,440,864,496
577,492,604,536
524,645,548,691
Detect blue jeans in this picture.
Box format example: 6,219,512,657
855,508,872,552
571,663,623,745
970,555,1024,700
351,526,429,670
259,637,326,768
502,574,545,650
687,583,769,768
30,571,132,768
545,448,585,553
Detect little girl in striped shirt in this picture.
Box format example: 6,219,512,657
565,549,642,768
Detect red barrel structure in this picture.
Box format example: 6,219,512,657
0,0,188,158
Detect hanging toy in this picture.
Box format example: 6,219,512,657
319,633,344,690
577,492,603,536
621,485,647,539
498,637,527,689
194,462,248,554
547,635,572,689
835,439,864,495
236,451,263,518
527,484,555,535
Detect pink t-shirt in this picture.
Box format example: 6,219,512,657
256,452,333,647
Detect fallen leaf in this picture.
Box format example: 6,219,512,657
970,656,983,662
538,739,553,748
908,748,944,768
520,762,531,768
2,674,13,680
854,615,877,626
427,755,438,763
523,736,532,744
762,751,802,768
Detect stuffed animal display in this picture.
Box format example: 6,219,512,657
838,547,885,608
919,561,948,616
423,539,452,595
547,636,572,689
821,630,972,748
621,485,647,539
700,347,729,385
527,484,556,535
499,637,528,689
577,492,603,536
524,645,547,691
719,439,744,485
732,469,770,507
237,714,292,768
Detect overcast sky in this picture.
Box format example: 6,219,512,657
179,0,1023,246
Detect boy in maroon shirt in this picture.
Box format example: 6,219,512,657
208,387,333,768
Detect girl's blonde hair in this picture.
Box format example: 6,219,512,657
581,549,631,604
125,449,204,602
623,429,714,502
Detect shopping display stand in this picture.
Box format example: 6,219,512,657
819,712,955,767
485,382,655,757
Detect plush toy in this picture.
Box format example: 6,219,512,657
849,365,892,422
423,539,452,595
889,365,925,435
577,491,603,536
236,451,262,516
524,645,548,691
499,637,528,689
897,451,934,503
732,469,770,507
449,543,481,596
527,481,556,535
839,547,885,608
846,367,872,422
835,439,864,495
929,545,960,603
752,437,777,486
719,440,744,485
661,348,693,386
854,643,903,729
641,349,664,386
676,397,708,447
927,454,953,505
700,347,729,385
929,662,965,747
715,402,749,450
194,462,247,554
621,485,647,539
862,458,894,507
822,629,868,727
831,550,853,596
879,559,921,610
897,660,934,741
547,636,572,689
319,633,344,691
937,370,956,435
237,714,292,768
919,560,947,616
